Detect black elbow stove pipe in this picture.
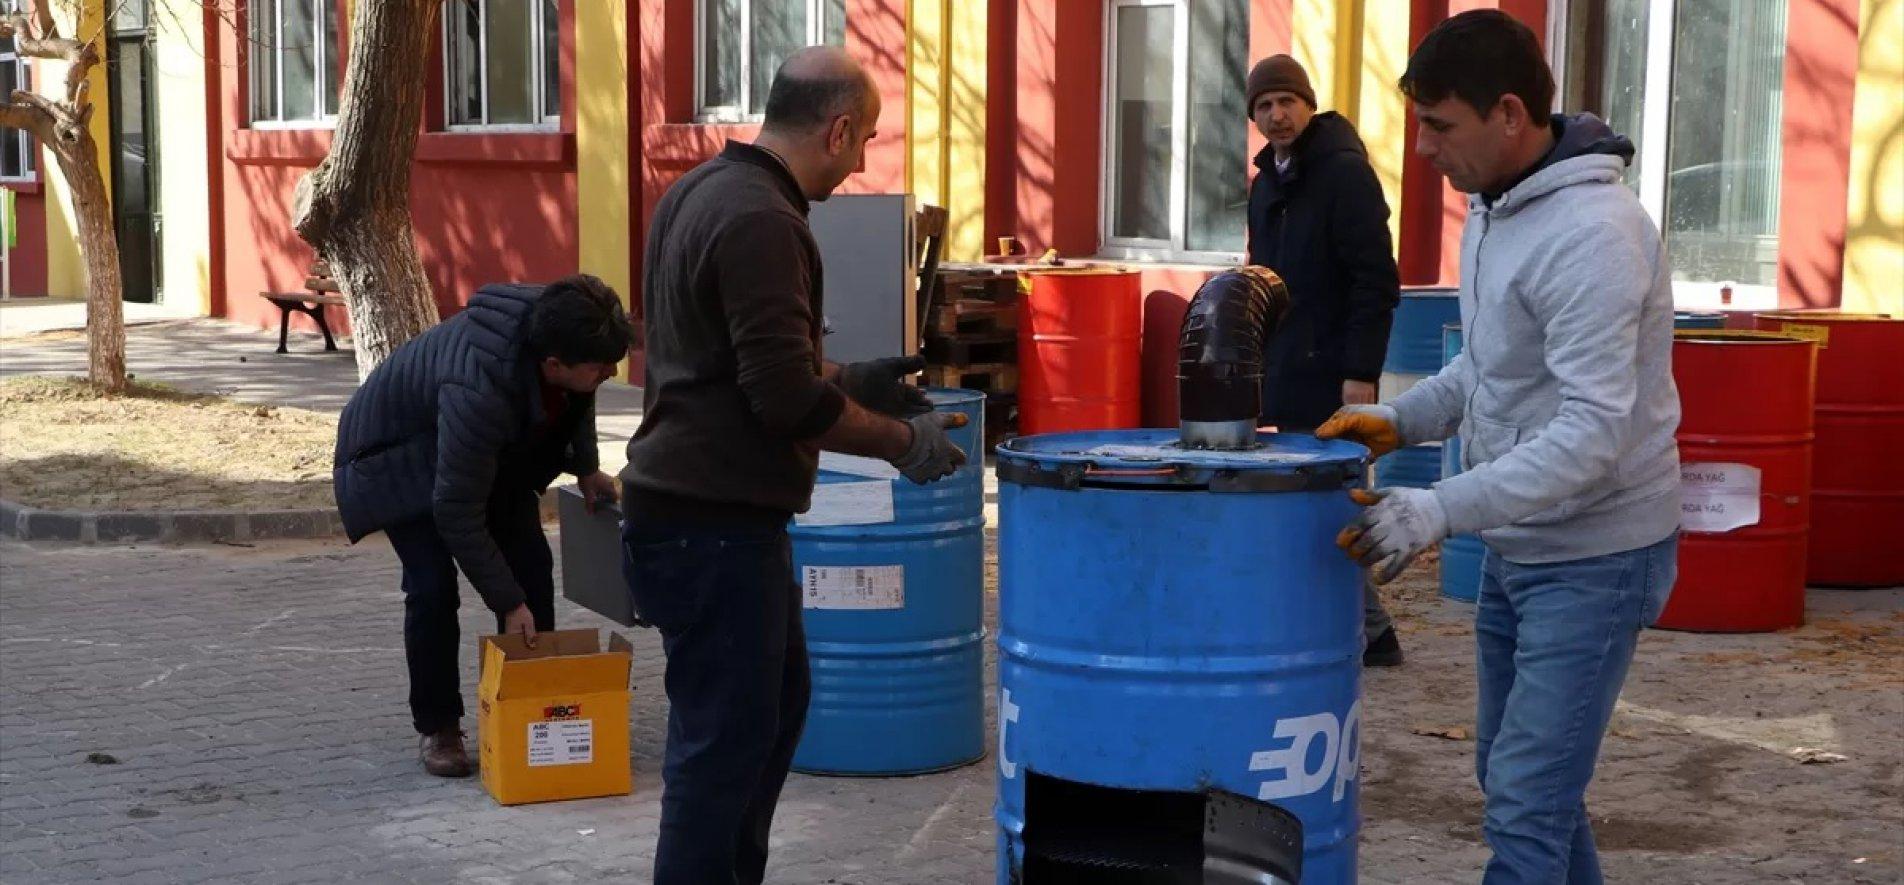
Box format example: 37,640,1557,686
1177,266,1291,450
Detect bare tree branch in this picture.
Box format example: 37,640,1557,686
8,90,69,132
0,101,54,135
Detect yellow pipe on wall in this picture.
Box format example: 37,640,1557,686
907,0,985,261
1291,0,1407,256
575,0,633,379
152,0,213,314
40,0,113,301
1841,0,1903,316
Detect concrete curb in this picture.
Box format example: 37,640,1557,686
0,498,344,544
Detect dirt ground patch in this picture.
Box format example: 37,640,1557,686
0,375,336,511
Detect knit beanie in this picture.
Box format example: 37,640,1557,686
1246,55,1317,117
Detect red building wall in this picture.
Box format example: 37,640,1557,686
212,0,581,336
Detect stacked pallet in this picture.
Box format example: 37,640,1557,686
922,264,1022,445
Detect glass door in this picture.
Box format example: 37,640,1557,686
1557,0,1788,308
108,0,162,304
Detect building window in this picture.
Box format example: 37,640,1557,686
0,36,33,181
249,0,341,127
698,0,847,122
1101,0,1248,263
1559,0,1788,306
445,0,561,128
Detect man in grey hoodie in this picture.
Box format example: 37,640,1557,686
1318,11,1681,883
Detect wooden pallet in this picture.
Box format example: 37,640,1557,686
927,297,1019,337
925,363,1018,393
923,333,1016,366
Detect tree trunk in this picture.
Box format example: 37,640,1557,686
56,135,125,390
292,0,441,379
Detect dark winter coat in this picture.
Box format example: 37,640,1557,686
1247,111,1400,431
332,285,599,613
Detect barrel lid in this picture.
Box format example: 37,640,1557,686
1755,310,1898,323
925,387,985,407
996,429,1367,492
1673,329,1813,345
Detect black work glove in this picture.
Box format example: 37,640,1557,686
839,355,934,418
892,412,969,484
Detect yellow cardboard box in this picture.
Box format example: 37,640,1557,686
478,629,633,806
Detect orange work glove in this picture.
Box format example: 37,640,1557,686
1314,404,1402,459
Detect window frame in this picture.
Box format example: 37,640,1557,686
1548,0,1784,310
442,0,563,132
0,37,34,182
248,0,341,130
1096,0,1245,267
694,0,845,124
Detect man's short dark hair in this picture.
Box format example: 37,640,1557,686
528,274,635,365
762,68,868,132
1399,9,1554,119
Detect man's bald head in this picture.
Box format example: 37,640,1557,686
762,46,876,134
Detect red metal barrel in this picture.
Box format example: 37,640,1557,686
1659,331,1816,632
1018,268,1143,436
1753,312,1904,586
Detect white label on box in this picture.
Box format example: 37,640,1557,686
803,565,905,610
795,481,896,527
527,719,594,767
1680,462,1762,533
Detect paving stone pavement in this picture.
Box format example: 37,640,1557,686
2,536,1898,884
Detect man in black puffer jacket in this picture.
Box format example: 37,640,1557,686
333,275,634,777
1245,55,1406,667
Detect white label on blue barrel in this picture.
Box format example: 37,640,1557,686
803,565,906,610
1679,463,1762,533
796,481,896,526
998,688,1020,780
819,452,902,480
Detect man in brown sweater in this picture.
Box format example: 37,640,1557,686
620,46,966,885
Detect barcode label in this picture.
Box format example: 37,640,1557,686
803,565,905,610
527,719,594,767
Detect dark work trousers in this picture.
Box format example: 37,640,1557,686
383,487,556,736
621,520,810,885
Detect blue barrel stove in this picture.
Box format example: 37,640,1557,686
992,268,1368,884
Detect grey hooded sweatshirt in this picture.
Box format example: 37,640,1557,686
1390,114,1681,564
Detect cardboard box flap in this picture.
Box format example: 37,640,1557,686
486,629,603,661
480,631,632,701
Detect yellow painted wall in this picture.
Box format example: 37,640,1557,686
152,0,213,314
1290,0,1407,252
576,0,632,309
906,0,986,261
1842,0,1903,316
40,0,113,300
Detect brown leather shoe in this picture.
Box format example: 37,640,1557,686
420,727,473,778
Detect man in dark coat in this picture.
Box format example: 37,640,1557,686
333,275,634,777
1246,55,1406,666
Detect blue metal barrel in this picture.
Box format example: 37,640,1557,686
995,431,1369,884
1674,311,1727,330
789,389,986,775
1385,288,1461,374
1377,289,1459,489
1439,324,1484,603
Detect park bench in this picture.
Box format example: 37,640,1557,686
260,260,344,354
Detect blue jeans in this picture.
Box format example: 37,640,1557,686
1474,534,1677,885
622,520,809,885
